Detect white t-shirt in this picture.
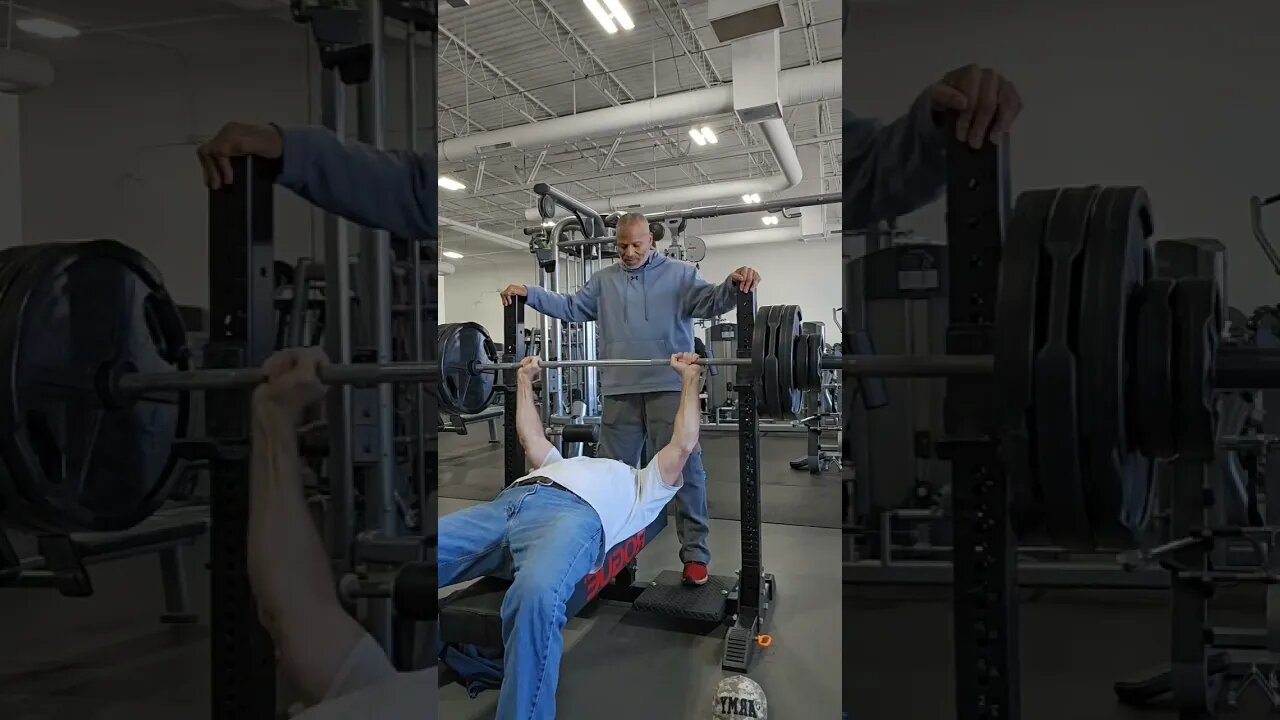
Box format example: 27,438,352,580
516,449,682,569
294,635,432,720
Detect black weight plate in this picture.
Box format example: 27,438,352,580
1078,187,1154,548
811,333,823,382
1135,278,1176,458
808,333,823,389
1034,186,1100,550
798,333,815,394
761,306,781,417
777,305,801,416
996,188,1060,532
0,241,189,534
752,303,769,415
0,244,50,513
794,331,808,399
438,322,497,415
1173,278,1221,461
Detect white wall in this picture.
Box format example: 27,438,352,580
848,0,1280,312
19,43,433,309
19,51,318,307
442,238,841,344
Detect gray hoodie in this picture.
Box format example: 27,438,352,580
526,253,737,395
844,93,948,229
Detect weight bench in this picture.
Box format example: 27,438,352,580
439,510,733,651
440,407,504,443
0,506,208,623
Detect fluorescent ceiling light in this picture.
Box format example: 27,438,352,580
17,17,80,39
700,126,717,144
542,220,556,227
762,215,778,225
443,250,464,260
438,176,466,191
584,0,618,33
742,193,761,204
689,128,707,146
601,0,635,30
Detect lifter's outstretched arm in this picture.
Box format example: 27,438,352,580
653,353,704,486
249,348,369,705
516,357,557,468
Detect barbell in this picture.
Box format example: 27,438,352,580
0,240,836,535
1,184,1274,551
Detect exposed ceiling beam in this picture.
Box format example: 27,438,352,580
504,0,711,186
440,216,528,250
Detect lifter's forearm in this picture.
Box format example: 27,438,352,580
515,376,544,455
249,404,338,624
672,374,703,453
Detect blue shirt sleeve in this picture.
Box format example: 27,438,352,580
275,125,436,240
844,93,948,229
525,273,602,323
681,268,738,319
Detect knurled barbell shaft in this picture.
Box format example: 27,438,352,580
479,357,754,371
842,355,995,376
115,362,444,393
115,353,990,396
119,338,1278,395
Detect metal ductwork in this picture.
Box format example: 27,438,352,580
521,38,827,220
523,116,802,221
445,60,840,164
697,219,839,247
439,215,527,250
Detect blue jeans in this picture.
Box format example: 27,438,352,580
438,482,603,720
598,392,711,565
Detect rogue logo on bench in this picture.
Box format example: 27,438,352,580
583,529,648,601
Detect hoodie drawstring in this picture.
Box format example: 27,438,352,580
624,253,657,323
643,272,649,321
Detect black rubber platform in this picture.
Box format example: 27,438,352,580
632,570,734,622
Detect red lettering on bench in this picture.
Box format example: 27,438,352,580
581,528,651,602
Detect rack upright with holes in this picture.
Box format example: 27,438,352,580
936,137,1018,719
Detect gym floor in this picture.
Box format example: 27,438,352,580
437,426,843,719
0,533,213,719
845,585,1272,719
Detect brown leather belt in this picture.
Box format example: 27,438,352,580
510,476,571,493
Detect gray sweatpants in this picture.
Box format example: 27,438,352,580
598,392,711,565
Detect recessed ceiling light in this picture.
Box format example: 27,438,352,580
438,176,466,191
601,0,634,30
584,0,617,33
17,17,81,40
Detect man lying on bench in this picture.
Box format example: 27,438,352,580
438,352,705,720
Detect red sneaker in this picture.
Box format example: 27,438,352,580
683,562,709,586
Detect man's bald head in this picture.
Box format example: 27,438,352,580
615,212,654,268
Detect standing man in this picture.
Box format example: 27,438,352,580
501,213,761,586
